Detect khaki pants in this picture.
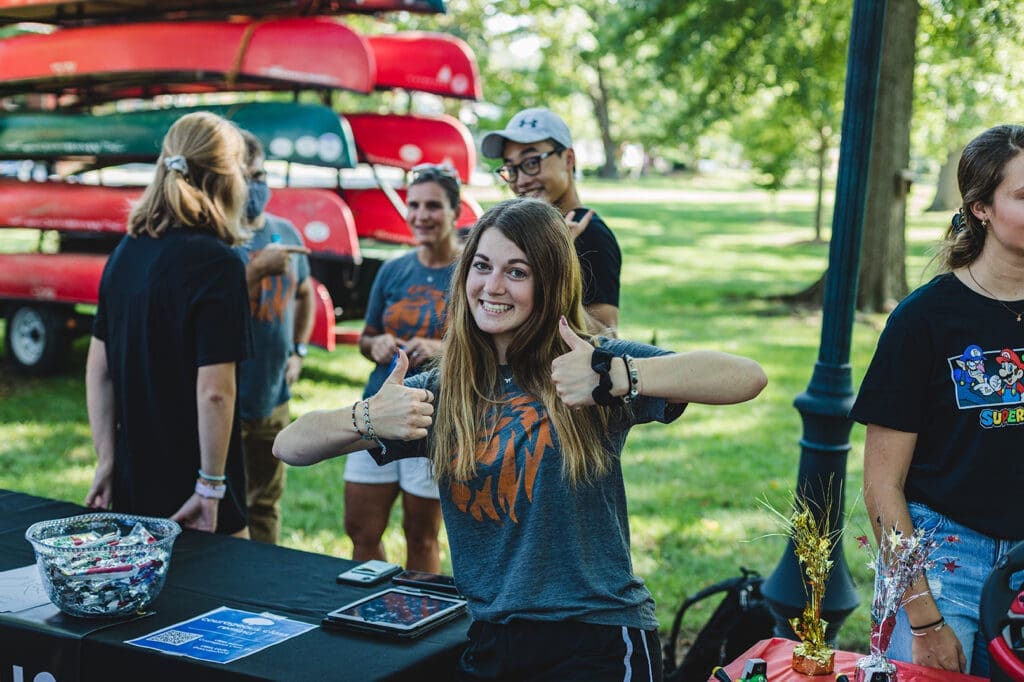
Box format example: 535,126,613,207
241,402,290,544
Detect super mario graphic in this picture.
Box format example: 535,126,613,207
949,344,1024,427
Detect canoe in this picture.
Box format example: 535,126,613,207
0,102,358,169
0,252,105,305
343,186,481,245
368,32,481,100
345,112,476,182
0,0,444,25
0,180,361,262
0,18,375,101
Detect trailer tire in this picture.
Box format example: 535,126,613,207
4,304,70,375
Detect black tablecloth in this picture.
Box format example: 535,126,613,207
0,489,469,681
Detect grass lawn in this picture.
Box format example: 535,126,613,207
0,170,950,654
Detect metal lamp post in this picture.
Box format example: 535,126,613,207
761,0,888,639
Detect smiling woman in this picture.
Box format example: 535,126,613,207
273,197,767,681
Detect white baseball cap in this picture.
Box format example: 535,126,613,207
480,107,573,159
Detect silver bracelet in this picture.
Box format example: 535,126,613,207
361,399,388,456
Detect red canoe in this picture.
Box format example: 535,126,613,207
0,0,445,25
343,186,482,245
0,180,361,262
345,112,476,182
0,252,105,305
368,32,481,100
0,18,375,100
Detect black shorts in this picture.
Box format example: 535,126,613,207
455,619,662,681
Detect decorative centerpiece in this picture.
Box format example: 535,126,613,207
854,525,959,682
764,493,840,676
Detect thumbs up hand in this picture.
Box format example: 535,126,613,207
551,316,597,408
366,350,434,441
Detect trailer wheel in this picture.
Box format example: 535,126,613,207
4,304,69,375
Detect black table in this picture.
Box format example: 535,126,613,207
0,489,469,681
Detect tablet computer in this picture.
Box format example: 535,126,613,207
322,587,467,639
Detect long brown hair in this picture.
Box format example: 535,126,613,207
128,111,248,246
431,197,612,485
938,124,1024,270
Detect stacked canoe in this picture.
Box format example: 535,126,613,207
0,1,484,372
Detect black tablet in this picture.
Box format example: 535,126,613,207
322,587,467,639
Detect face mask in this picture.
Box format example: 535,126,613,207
245,179,271,220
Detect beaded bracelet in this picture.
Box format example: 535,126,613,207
194,480,226,499
351,400,367,439
197,468,226,482
361,399,388,457
621,355,640,404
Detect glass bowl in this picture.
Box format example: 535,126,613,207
25,512,181,618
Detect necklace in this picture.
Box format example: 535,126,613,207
500,366,513,384
967,266,1023,323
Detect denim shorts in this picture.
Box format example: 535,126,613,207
885,501,1023,677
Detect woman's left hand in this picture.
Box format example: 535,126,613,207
551,316,597,408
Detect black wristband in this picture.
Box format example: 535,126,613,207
591,348,623,406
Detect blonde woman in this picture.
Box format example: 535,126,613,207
86,111,252,536
274,198,766,680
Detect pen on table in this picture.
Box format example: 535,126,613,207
712,667,733,682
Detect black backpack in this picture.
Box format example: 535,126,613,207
662,568,775,682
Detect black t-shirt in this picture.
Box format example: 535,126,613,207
850,272,1024,538
94,228,252,534
571,208,621,308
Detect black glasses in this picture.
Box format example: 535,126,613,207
411,163,459,183
494,150,557,183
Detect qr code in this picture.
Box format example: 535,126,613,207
148,630,202,646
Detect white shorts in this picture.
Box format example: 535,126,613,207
342,451,440,500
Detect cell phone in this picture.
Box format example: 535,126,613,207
335,560,403,586
390,569,461,596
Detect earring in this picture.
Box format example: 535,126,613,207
982,218,991,229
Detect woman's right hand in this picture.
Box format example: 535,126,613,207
85,463,113,509
367,350,434,440
911,623,967,673
370,333,400,365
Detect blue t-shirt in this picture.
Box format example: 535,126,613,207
362,250,455,397
373,338,685,628
234,213,310,420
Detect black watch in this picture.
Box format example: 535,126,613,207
293,343,308,358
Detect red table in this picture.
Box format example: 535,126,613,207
710,638,986,682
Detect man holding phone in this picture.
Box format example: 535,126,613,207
481,107,622,332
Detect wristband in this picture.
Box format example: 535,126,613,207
910,616,945,631
590,347,623,406
197,468,226,482
194,479,226,499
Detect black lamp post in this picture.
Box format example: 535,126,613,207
761,0,888,640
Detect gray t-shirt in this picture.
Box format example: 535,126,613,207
234,213,310,420
374,338,685,629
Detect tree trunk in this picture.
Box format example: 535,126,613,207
926,146,962,212
590,60,619,180
814,127,827,243
857,0,916,312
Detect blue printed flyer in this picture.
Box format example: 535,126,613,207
127,606,316,663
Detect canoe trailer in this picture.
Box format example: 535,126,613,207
0,10,483,374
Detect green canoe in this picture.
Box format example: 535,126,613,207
0,102,357,169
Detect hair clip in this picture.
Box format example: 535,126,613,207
164,155,188,175
952,208,966,234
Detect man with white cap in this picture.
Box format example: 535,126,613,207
481,107,622,331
